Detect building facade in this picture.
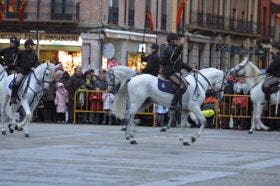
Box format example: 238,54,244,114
0,0,276,73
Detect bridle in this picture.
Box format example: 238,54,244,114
107,69,121,94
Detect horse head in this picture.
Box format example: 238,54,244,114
107,66,137,94
229,58,249,78
33,63,59,91
199,68,225,101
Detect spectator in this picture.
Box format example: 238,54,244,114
66,67,84,123
141,43,160,76
155,104,169,127
102,92,115,125
232,78,249,130
56,63,70,86
201,88,218,128
107,58,119,70
55,82,69,123
43,80,56,123
220,75,236,128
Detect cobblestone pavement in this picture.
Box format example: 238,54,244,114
0,123,279,186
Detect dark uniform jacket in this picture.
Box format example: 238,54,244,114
0,47,19,73
161,43,192,77
267,53,280,77
141,52,160,76
16,49,40,75
66,74,85,99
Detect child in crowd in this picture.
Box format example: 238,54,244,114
102,92,115,124
55,82,69,123
156,104,169,127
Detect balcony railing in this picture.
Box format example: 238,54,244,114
192,11,259,35
4,1,79,22
128,9,134,27
108,7,119,25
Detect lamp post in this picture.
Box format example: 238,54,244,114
30,30,45,58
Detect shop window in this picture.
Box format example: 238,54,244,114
161,0,167,30
127,52,144,72
51,0,73,20
6,0,27,19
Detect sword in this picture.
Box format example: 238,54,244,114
275,80,280,115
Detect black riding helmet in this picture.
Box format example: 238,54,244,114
24,39,35,48
167,33,178,42
10,36,20,47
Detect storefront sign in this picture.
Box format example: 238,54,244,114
0,32,79,41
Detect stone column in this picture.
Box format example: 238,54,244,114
81,33,103,72
202,43,210,68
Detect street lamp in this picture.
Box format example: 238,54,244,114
30,30,45,58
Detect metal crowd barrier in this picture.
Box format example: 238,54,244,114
73,89,156,126
218,94,280,128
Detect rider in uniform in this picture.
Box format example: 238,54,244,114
10,39,40,104
161,33,193,110
0,36,20,75
141,43,160,76
263,42,280,106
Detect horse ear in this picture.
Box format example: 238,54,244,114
55,64,60,69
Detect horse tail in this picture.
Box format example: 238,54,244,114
112,80,129,119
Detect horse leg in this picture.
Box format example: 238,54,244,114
249,103,258,134
17,100,32,137
1,104,7,135
182,107,206,146
254,103,270,131
179,111,189,141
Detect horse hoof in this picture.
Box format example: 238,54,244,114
130,140,137,144
15,126,23,131
191,137,196,143
121,127,126,131
25,133,30,138
266,127,272,132
179,137,183,141
2,131,7,135
8,124,14,133
125,137,130,140
160,128,166,132
248,131,253,134
183,141,190,146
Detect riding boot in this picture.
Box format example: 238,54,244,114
170,89,183,111
10,84,19,105
265,93,270,107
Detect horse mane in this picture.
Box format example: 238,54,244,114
247,60,264,82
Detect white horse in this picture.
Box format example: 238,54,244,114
112,68,225,145
229,58,271,133
0,64,8,82
0,63,58,137
106,65,138,94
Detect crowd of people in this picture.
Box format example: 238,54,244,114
1,34,280,130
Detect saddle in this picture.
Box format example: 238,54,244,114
157,74,178,94
262,77,280,94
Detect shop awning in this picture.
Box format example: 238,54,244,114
186,32,211,43
261,43,272,49
103,29,157,43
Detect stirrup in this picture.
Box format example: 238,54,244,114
170,105,181,111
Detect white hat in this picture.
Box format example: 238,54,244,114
57,82,64,87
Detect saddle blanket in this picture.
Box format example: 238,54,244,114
158,78,177,94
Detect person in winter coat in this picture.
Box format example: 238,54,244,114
161,33,193,111
0,36,20,75
10,39,40,105
263,42,280,105
55,82,69,122
66,67,84,123
102,92,115,124
141,43,160,76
